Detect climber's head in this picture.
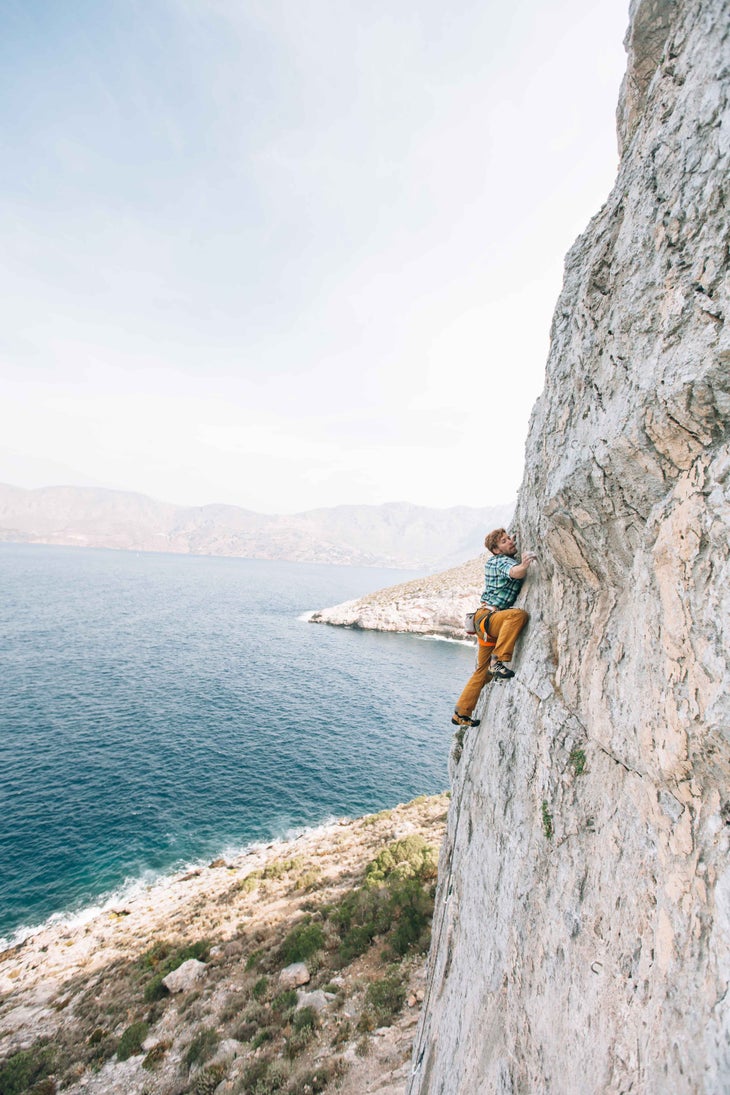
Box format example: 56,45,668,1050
484,529,517,557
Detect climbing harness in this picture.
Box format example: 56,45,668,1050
465,605,497,655
476,607,497,650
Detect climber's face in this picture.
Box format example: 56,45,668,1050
496,532,517,557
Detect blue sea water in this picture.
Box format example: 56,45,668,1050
0,543,473,946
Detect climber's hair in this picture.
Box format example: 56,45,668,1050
484,528,507,554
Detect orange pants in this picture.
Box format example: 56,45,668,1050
454,608,529,717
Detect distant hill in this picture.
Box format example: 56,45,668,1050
0,483,514,570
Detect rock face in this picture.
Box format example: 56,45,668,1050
409,2,730,1092
309,556,485,640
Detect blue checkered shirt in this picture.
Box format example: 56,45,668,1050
480,554,523,610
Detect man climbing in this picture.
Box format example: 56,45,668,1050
452,528,536,728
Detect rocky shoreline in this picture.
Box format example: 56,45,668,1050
0,794,449,1095
308,557,484,641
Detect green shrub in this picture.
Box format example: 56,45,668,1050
251,1027,276,1050
284,1025,316,1060
293,869,321,891
139,938,209,972
237,870,263,893
117,1020,149,1061
358,970,406,1030
292,1006,318,1032
238,1055,289,1093
279,919,325,965
184,1027,219,1070
245,947,263,970
263,856,304,880
569,748,587,775
0,1044,55,1095
331,860,435,963
191,1062,228,1094
252,975,269,999
338,923,377,964
143,973,167,1002
388,878,434,955
272,988,298,1013
287,1059,343,1094
281,1005,320,1058
366,835,437,884
333,885,391,963
85,1029,118,1067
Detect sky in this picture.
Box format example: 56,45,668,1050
0,0,628,515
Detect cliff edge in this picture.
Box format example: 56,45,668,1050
410,0,729,1091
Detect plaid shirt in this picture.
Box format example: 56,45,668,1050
480,553,523,610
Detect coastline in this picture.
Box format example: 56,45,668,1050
0,793,450,1095
0,815,348,956
1,812,359,990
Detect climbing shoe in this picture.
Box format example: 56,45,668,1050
489,658,515,680
452,711,480,727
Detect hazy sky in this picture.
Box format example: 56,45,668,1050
1,0,628,514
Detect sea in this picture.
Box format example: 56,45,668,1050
0,542,473,949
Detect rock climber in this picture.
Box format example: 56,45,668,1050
452,528,536,728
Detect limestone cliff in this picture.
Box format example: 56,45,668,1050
410,1,730,1092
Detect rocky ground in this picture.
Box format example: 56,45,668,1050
308,557,484,641
0,794,449,1095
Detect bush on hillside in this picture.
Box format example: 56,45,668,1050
328,837,438,964
365,835,437,884
117,1021,149,1061
0,1044,55,1095
184,1026,219,1070
279,919,325,965
357,969,407,1031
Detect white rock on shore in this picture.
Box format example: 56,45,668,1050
309,556,485,640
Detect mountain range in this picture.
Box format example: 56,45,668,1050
0,483,514,570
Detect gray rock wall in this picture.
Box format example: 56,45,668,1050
409,0,729,1091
